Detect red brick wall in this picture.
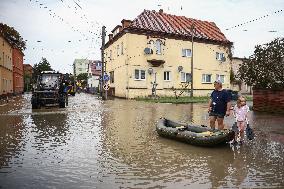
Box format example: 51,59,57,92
23,64,33,77
253,89,284,113
12,48,24,94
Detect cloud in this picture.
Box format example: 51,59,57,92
1,0,283,73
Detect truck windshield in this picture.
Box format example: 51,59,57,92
40,75,59,88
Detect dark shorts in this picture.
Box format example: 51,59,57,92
209,112,225,118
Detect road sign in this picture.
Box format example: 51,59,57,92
103,74,110,81
103,84,110,91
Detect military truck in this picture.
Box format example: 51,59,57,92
31,71,68,109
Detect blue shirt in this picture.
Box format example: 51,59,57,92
210,89,230,114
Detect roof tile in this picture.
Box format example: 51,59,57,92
128,10,230,43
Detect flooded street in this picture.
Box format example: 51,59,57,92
0,93,283,189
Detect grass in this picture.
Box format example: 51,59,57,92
135,94,253,104
135,96,210,104
243,95,253,101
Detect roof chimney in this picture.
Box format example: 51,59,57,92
121,19,132,28
159,9,163,13
108,34,113,41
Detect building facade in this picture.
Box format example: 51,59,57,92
73,59,89,78
12,48,24,94
23,64,33,92
105,9,232,98
231,57,252,94
87,60,102,93
0,35,13,97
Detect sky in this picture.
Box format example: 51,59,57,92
0,0,283,73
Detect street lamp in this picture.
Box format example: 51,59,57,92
190,23,196,98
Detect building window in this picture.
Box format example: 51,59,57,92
164,71,171,81
117,45,120,56
121,42,124,55
216,52,225,61
134,69,146,80
109,50,112,60
202,74,212,83
110,71,114,83
156,39,162,55
182,49,192,57
181,72,191,82
216,74,225,83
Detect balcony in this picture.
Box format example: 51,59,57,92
144,48,165,67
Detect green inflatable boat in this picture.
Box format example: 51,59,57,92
156,118,234,147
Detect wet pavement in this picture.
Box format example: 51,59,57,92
0,93,283,189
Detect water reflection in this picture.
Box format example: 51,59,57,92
30,112,69,149
0,115,24,169
101,99,284,188
0,95,283,189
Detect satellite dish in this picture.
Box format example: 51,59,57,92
148,68,154,75
178,66,183,72
144,48,153,54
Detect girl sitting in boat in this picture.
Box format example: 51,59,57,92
233,96,250,144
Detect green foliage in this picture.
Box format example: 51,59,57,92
76,73,88,87
0,23,26,51
238,38,284,89
230,68,241,87
32,57,53,82
23,74,32,91
76,73,88,81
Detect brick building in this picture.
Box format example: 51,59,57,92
12,48,24,94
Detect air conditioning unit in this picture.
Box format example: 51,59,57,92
144,47,153,55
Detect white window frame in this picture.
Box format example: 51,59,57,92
156,39,162,55
216,74,225,83
182,49,192,57
121,42,124,55
164,71,171,81
109,50,112,60
181,72,191,82
117,45,120,56
134,69,146,80
202,74,212,83
216,52,225,61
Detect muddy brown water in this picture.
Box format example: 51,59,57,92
0,93,283,189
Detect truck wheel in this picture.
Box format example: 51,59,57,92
32,98,40,109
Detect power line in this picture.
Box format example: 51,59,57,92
225,9,283,31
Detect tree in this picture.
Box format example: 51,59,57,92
32,57,53,82
76,73,88,81
0,23,26,51
238,38,284,89
76,73,88,88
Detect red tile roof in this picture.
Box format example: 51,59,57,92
128,10,230,44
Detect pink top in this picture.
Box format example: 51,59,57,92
233,105,249,121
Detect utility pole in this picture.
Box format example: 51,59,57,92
101,26,106,98
190,23,195,98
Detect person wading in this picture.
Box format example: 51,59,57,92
208,80,231,130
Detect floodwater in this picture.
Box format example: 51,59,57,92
0,93,283,189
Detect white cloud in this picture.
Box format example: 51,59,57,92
0,0,283,73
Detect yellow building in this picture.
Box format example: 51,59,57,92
0,34,13,97
105,9,232,98
231,57,252,94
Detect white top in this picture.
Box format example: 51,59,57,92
233,105,250,122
